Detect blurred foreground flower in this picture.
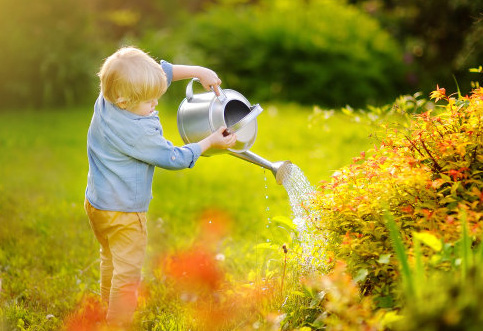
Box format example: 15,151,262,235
63,294,107,331
198,208,232,248
152,207,286,330
163,246,224,294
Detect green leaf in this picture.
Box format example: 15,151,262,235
272,215,296,230
375,295,395,308
385,211,415,298
412,232,442,252
354,268,369,282
453,75,462,98
460,211,472,280
378,254,391,264
291,291,306,298
413,237,424,296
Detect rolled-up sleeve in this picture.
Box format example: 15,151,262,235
160,60,173,87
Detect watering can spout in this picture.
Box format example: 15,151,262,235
230,151,292,185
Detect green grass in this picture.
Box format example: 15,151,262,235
0,101,375,330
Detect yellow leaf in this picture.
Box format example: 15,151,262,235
440,173,452,182
413,232,442,251
380,311,404,327
255,242,278,251
430,254,442,265
451,181,460,195
298,327,313,331
272,215,296,230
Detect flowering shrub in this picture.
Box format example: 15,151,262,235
301,261,383,331
310,86,483,306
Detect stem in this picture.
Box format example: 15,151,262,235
281,255,287,296
420,139,443,172
405,135,425,158
433,123,445,139
281,245,288,296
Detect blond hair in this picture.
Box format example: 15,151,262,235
98,47,167,108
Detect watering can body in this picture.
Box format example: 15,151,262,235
177,79,291,184
177,78,262,156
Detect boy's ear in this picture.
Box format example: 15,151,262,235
117,101,127,109
116,97,128,109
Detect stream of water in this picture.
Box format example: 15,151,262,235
278,163,328,271
279,163,314,233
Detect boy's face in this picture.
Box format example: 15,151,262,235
126,99,159,116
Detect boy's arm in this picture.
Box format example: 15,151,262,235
172,65,222,95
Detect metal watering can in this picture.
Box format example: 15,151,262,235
177,78,291,184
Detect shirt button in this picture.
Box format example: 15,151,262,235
171,156,176,161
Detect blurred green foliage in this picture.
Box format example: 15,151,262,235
0,0,102,108
0,0,481,109
0,0,216,109
350,0,483,95
168,0,406,107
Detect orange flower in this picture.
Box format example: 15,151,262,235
63,295,106,331
163,246,224,293
430,85,448,102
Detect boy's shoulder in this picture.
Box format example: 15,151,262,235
94,95,160,145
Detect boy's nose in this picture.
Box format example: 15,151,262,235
153,100,158,107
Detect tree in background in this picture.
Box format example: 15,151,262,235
161,0,406,108
349,0,483,94
0,0,480,109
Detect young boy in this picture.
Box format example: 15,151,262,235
84,46,236,327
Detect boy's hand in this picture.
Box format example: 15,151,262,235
171,64,222,95
198,126,237,154
197,67,222,96
209,126,237,149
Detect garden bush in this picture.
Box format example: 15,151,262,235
169,0,406,108
307,84,483,308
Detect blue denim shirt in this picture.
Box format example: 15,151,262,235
86,61,202,212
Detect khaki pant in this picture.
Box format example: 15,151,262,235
84,199,148,327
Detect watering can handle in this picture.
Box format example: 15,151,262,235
186,78,227,103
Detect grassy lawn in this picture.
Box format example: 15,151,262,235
0,101,376,330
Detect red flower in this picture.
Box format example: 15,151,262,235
164,247,224,292
400,205,414,214
64,295,106,331
422,209,434,219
